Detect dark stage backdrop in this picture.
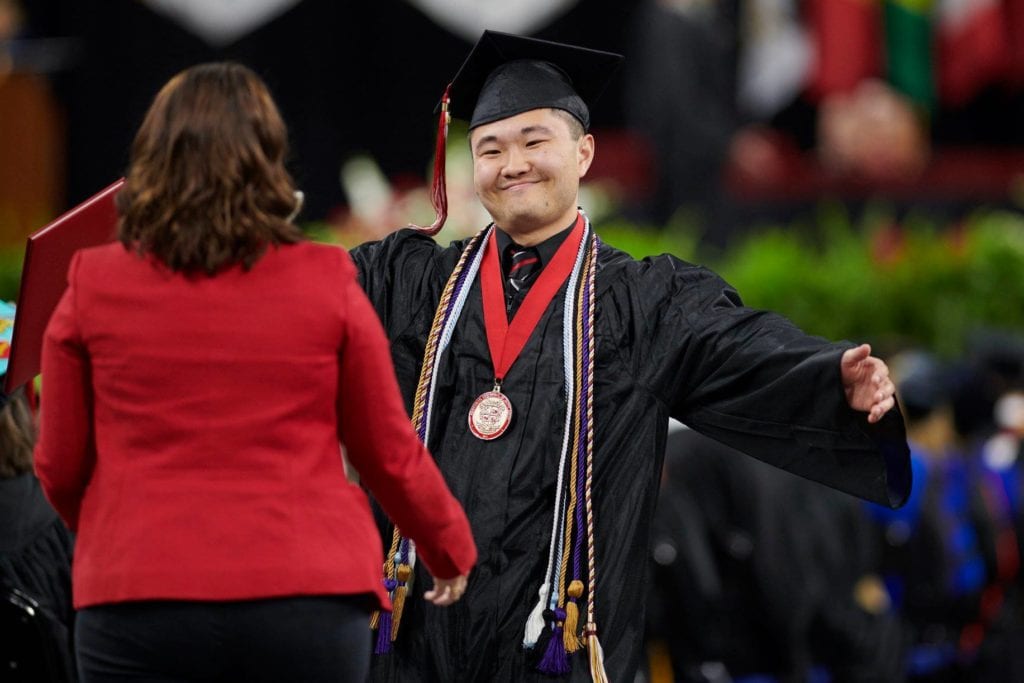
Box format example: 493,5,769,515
28,0,636,221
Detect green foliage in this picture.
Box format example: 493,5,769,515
0,205,1019,359
0,247,24,304
595,209,703,262
598,204,1024,357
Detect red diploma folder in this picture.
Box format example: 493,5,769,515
5,179,123,393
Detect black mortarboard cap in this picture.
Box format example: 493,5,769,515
895,351,950,420
446,30,624,130
409,31,622,236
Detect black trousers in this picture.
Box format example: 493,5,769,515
76,595,373,682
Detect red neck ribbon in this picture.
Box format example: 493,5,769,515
480,214,585,385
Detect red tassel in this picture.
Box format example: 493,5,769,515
408,84,451,235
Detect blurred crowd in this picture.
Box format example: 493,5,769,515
646,335,1024,683
5,0,1024,244
626,0,1024,241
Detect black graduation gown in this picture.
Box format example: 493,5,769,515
351,228,910,682
649,427,905,682
0,473,76,681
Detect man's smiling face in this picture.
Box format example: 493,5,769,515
470,108,593,244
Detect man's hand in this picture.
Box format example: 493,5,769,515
424,574,468,606
841,343,896,424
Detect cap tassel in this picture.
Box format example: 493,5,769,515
408,84,451,235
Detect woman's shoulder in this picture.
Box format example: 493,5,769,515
271,240,355,277
74,241,134,266
66,242,141,283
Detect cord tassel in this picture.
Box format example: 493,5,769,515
389,585,407,641
563,601,581,654
373,574,399,650
523,582,550,648
389,564,412,641
539,617,572,676
408,84,451,235
563,580,584,653
586,626,609,683
374,611,393,654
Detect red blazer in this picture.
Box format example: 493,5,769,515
34,241,476,610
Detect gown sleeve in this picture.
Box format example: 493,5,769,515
630,254,911,508
348,228,450,338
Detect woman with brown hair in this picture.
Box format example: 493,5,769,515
34,62,476,682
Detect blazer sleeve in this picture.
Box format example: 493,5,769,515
34,251,96,531
334,253,477,580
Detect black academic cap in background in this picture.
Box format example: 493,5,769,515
446,30,624,130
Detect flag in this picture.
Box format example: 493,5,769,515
936,0,1011,106
807,0,883,100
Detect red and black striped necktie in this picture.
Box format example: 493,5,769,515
505,245,540,318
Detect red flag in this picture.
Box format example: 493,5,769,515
1005,0,1024,85
807,0,883,100
938,0,1011,106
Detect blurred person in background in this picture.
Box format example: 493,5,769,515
625,0,1024,239
647,425,904,683
984,389,1024,580
624,0,741,231
866,350,1024,682
0,302,76,682
33,62,476,683
955,340,1024,683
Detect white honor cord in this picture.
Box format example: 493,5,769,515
523,219,590,646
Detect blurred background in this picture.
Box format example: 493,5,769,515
4,0,1024,681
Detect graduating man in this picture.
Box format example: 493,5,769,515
351,31,911,682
